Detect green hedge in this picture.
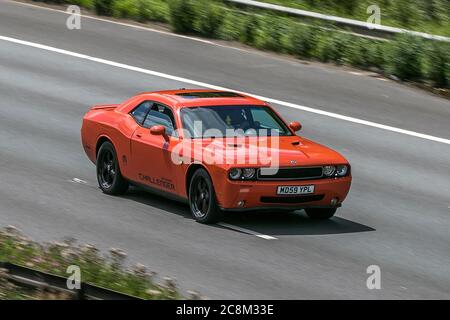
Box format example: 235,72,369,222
35,0,450,88
259,0,450,36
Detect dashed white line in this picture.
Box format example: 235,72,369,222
69,177,88,184
0,34,449,146
255,234,278,240
218,222,277,240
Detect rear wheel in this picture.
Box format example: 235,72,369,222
305,208,337,220
189,169,222,224
96,141,128,195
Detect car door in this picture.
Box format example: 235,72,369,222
130,102,181,195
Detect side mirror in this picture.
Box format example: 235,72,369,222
150,125,166,136
289,121,302,132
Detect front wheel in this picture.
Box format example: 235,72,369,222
188,169,222,224
305,208,337,220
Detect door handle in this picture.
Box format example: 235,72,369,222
136,134,142,138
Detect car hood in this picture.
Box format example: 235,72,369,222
184,136,348,167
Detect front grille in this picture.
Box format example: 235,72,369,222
260,194,325,204
257,167,323,180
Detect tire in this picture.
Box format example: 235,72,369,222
188,168,222,224
96,141,129,195
305,208,337,220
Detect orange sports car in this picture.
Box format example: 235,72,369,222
81,89,351,223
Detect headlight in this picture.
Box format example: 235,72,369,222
336,165,348,177
323,165,336,177
229,168,257,180
229,168,242,180
242,168,256,179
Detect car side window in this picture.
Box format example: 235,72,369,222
130,101,152,125
143,104,177,136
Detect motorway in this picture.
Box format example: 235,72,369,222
0,0,449,299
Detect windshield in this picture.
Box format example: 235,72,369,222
180,105,292,138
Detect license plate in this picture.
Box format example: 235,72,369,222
277,185,315,195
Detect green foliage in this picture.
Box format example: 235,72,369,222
94,0,115,16
316,32,353,64
386,34,424,81
345,37,385,70
240,14,259,45
168,0,196,33
389,0,422,27
256,0,449,36
70,0,94,9
288,24,319,58
218,11,243,41
194,1,224,37
419,0,448,23
136,0,169,23
423,41,449,88
111,0,168,22
0,227,183,300
255,15,289,52
112,0,138,19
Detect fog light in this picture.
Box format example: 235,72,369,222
330,198,339,206
237,200,245,208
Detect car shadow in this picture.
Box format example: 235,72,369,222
120,187,191,218
219,211,375,236
121,187,375,236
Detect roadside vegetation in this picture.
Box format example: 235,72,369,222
260,0,450,37
0,226,198,299
33,0,449,89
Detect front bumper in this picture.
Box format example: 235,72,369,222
215,176,352,210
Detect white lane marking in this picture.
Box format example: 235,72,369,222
256,234,278,240
1,34,450,146
218,222,277,240
7,0,214,45
70,177,88,184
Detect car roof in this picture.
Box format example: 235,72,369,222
136,89,267,109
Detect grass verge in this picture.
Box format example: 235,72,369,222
0,225,201,300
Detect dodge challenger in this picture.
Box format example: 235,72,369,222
81,89,351,223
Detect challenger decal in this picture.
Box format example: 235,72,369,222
138,174,175,190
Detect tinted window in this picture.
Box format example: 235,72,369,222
180,105,291,138
251,108,284,130
143,104,176,136
130,101,152,124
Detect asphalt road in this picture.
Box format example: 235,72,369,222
0,0,449,299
